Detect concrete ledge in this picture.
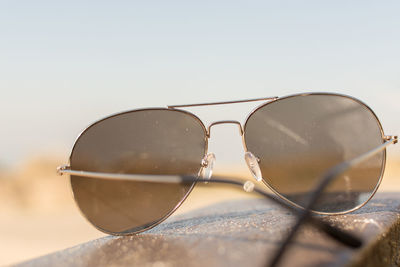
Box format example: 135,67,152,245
15,193,400,267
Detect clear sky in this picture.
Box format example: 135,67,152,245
1,1,399,166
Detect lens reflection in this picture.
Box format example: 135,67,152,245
244,94,385,213
70,109,207,234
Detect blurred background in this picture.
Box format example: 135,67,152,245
1,0,399,265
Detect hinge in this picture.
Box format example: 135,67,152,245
56,164,71,176
384,135,398,144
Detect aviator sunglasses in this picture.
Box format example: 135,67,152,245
57,92,398,240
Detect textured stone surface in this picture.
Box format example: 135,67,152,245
15,193,400,267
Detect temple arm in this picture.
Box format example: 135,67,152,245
57,168,362,249
270,135,398,267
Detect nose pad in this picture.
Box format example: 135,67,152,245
199,153,216,181
244,152,262,182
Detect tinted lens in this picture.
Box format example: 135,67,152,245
245,94,385,213
70,109,206,234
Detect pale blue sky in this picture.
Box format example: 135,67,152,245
1,1,399,166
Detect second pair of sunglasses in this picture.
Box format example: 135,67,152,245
57,92,397,236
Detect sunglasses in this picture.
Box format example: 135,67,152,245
57,92,398,240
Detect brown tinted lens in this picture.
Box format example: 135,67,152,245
245,94,385,213
70,109,206,234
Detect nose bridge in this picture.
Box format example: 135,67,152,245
207,120,243,137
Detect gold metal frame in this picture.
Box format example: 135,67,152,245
242,92,391,215
58,92,398,235
65,108,209,236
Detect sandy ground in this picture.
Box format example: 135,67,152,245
0,157,399,266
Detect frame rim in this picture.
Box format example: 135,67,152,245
67,107,209,236
242,92,387,216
